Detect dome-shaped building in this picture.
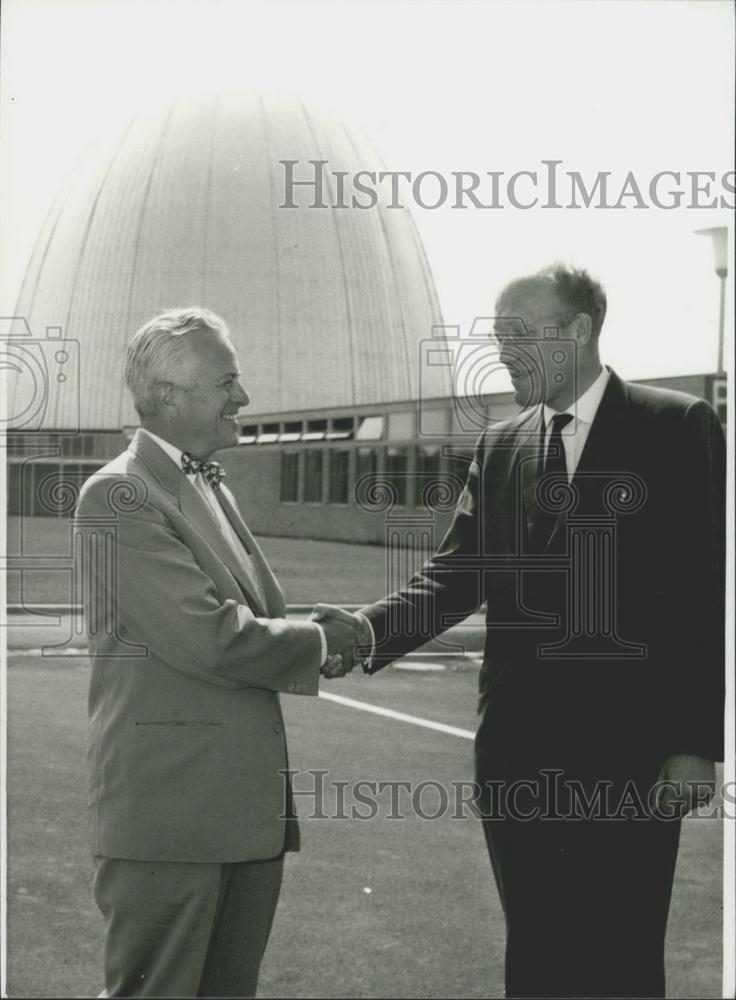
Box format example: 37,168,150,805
13,92,448,427
7,92,467,541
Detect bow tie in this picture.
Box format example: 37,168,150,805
181,451,227,490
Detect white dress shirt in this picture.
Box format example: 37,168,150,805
139,429,327,664
542,365,610,480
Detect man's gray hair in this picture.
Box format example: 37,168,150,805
532,263,608,337
125,307,229,417
502,264,607,339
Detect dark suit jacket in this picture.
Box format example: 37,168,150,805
363,371,725,774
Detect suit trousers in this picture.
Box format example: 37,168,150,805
93,854,284,998
476,655,686,997
481,806,681,998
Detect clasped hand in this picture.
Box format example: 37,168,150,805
311,604,370,678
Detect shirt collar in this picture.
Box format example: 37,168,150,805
138,428,191,474
543,365,610,429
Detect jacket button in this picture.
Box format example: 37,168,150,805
273,722,282,735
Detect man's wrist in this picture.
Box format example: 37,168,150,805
353,611,375,665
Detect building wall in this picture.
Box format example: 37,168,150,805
7,374,726,550
223,441,465,545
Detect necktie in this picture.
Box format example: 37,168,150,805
529,412,574,552
543,412,574,480
181,451,226,490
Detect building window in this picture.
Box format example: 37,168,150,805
304,450,324,503
33,462,99,517
35,463,63,516
257,422,280,444
445,449,474,504
328,450,350,504
279,421,303,443
7,463,23,516
21,462,36,517
239,424,258,445
385,447,408,506
281,452,300,502
356,415,384,440
414,445,441,507
355,447,377,503
303,419,328,442
62,435,94,456
91,433,109,458
327,417,354,441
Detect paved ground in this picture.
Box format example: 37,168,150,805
5,655,725,998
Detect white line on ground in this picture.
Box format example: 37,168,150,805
10,648,88,657
318,690,475,740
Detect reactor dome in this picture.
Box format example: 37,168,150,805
12,91,448,430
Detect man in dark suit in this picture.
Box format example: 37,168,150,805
317,265,725,997
75,307,360,998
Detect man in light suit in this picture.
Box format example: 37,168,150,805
318,265,725,997
75,307,360,998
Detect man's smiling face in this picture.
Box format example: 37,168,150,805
167,330,249,459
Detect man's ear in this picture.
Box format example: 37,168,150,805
571,313,593,347
155,381,178,413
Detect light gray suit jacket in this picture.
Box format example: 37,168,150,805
75,429,322,863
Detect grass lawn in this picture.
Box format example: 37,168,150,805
7,517,399,606
5,657,725,998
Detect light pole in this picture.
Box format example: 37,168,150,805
695,226,728,374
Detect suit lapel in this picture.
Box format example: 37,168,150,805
178,483,269,617
215,486,286,618
213,485,254,554
514,406,546,544
130,431,269,617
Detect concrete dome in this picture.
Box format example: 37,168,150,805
12,92,447,430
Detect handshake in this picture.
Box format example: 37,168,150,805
311,604,373,679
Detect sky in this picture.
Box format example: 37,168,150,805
1,0,734,384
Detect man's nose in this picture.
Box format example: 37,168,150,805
233,382,250,406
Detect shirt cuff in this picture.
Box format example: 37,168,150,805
354,611,376,670
313,622,328,666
